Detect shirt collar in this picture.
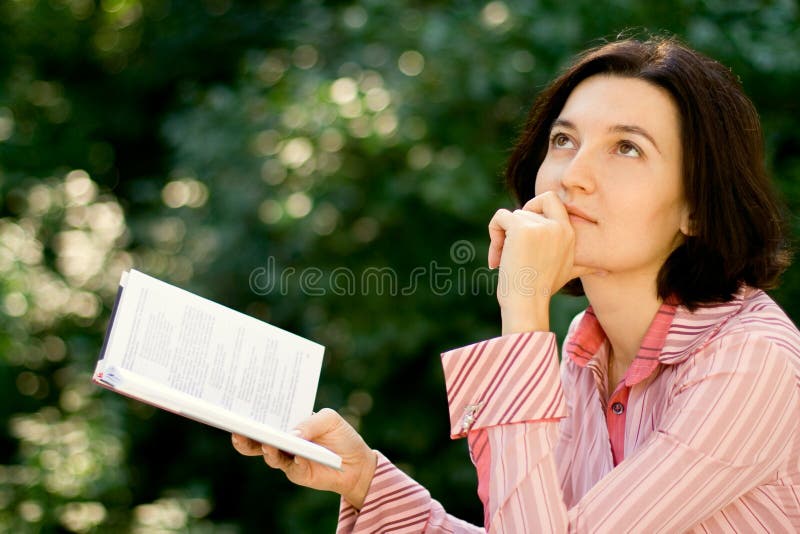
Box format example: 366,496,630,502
565,288,754,386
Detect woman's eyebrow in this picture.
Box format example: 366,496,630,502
610,124,661,154
550,118,575,131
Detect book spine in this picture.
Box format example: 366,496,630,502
97,283,125,362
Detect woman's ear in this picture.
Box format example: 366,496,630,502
679,204,694,236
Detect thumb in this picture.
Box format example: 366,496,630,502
293,408,341,441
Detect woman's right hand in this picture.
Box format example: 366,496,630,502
231,408,377,510
488,192,593,334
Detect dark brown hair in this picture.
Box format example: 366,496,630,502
505,36,790,309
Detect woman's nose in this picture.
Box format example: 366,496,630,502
560,149,597,194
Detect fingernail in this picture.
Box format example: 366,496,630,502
290,429,302,437
294,456,300,464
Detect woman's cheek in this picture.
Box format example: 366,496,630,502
534,166,556,196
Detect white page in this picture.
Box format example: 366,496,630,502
99,269,324,432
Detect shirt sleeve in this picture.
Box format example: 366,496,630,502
336,451,485,533
442,330,800,533
335,330,567,533
441,331,571,531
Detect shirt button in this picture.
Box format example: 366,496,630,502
611,402,625,415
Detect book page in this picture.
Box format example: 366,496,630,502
100,270,324,432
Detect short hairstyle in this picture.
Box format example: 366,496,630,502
505,36,791,309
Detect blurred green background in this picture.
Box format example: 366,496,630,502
1,0,798,531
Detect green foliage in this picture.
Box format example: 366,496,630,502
0,0,798,531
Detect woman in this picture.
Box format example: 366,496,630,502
232,36,800,532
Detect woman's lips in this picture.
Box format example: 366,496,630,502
565,205,597,224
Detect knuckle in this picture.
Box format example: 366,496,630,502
489,209,507,226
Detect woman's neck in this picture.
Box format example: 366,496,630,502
581,272,664,370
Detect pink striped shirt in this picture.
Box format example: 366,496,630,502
337,287,800,533
567,298,679,466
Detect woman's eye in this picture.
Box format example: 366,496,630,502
618,141,641,158
552,133,574,149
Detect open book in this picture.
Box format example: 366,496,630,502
93,269,342,470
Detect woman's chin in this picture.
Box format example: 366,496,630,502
580,269,609,278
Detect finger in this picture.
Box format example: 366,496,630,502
521,195,543,214
511,208,548,223
231,433,264,456
487,209,514,268
261,444,293,470
521,191,557,214
293,407,341,441
522,192,569,225
538,193,570,224
283,456,312,485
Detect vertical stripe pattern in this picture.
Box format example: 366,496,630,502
337,287,800,533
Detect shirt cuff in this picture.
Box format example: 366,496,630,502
337,451,432,534
441,331,566,438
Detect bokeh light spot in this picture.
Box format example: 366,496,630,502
285,193,313,219
511,50,535,72
27,185,52,216
292,44,319,69
482,1,510,27
407,144,433,170
319,128,345,152
365,87,391,112
258,199,283,224
373,112,398,137
339,99,363,119
311,203,339,235
258,55,288,86
4,292,29,317
58,502,107,532
18,500,43,522
342,5,367,29
330,77,359,104
279,137,314,168
347,116,371,138
352,217,379,242
0,107,14,142
437,146,465,169
261,159,287,185
16,371,39,396
64,170,98,206
282,105,308,129
162,179,208,209
348,390,374,415
398,50,425,76
252,129,282,156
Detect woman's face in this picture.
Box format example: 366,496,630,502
534,74,690,283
